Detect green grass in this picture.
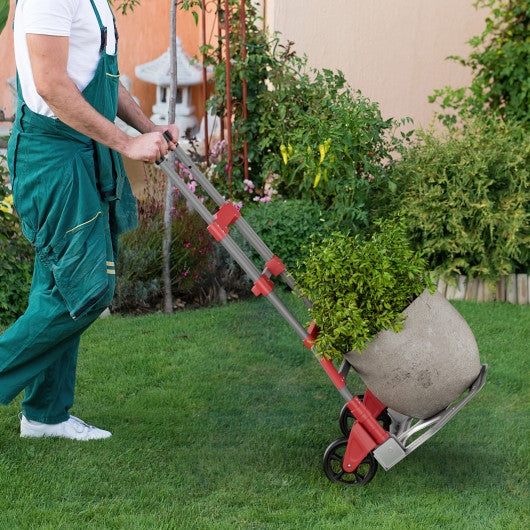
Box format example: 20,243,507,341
0,296,528,529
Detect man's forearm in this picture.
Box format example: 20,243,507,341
117,83,155,134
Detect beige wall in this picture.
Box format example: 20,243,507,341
265,0,486,129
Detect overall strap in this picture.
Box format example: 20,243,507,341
88,0,108,53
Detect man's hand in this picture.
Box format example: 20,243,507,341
151,124,180,151
123,131,169,164
124,125,179,164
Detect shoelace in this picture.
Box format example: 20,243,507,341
68,415,96,432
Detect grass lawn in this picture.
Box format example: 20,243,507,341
0,295,528,529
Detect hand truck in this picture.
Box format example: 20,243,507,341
155,135,488,486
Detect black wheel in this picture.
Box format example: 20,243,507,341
323,438,378,485
339,395,391,437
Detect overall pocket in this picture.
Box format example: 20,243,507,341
30,147,111,319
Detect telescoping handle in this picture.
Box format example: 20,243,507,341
156,130,175,165
153,133,355,403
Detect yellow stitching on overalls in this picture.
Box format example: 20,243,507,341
65,211,102,235
106,73,120,78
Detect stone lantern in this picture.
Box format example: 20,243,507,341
135,37,203,137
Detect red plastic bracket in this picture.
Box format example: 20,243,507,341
342,422,378,472
347,396,389,445
251,274,274,297
265,255,285,277
303,321,319,349
362,388,387,419
207,202,241,242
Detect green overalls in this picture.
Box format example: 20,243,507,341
0,0,137,423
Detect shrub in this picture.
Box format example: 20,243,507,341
112,171,214,313
198,5,407,230
240,199,330,271
374,118,529,281
0,159,35,325
260,66,408,232
296,217,435,361
430,0,530,128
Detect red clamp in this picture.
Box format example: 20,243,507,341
265,255,285,276
207,203,241,241
251,274,275,297
303,321,319,349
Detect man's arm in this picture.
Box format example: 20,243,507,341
117,83,179,148
26,34,171,163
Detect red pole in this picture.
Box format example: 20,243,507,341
240,0,249,181
217,0,224,143
201,0,209,165
224,0,233,193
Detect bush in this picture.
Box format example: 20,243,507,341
296,217,434,361
0,159,35,325
259,66,407,232
112,172,214,313
199,5,407,231
430,0,530,128
374,118,530,281
240,199,330,271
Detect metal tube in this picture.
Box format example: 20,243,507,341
157,157,310,344
172,145,305,298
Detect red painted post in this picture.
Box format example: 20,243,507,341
217,0,224,142
240,0,249,181
223,0,233,193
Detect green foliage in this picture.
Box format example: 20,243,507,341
113,172,214,312
430,0,530,127
110,0,141,15
262,65,408,231
0,158,34,325
241,200,329,271
0,0,9,35
297,217,435,361
198,4,406,232
374,118,529,281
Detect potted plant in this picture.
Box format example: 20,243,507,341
297,217,482,419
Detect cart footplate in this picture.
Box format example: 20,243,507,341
373,364,488,470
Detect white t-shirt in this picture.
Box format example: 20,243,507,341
14,0,117,118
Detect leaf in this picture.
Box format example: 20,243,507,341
0,0,9,35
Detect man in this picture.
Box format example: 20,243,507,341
0,0,179,440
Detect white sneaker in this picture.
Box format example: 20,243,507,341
19,413,112,440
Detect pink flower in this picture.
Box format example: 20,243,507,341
243,179,255,192
260,196,271,203
235,201,243,210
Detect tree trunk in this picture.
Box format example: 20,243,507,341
163,0,178,313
